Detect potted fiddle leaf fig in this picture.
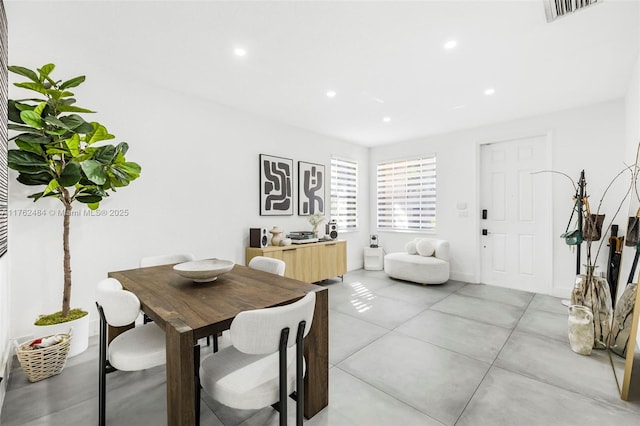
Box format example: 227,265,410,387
7,63,141,356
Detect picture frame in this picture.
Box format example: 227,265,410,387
298,161,325,216
260,154,293,216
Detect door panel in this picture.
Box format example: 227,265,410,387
480,136,551,294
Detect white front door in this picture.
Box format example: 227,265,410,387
480,135,552,294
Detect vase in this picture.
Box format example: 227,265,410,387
609,282,637,358
269,226,283,246
571,268,612,349
568,305,594,355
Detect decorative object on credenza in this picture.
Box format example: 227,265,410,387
280,238,292,246
249,228,268,248
326,220,337,239
298,161,325,215
308,214,325,237
269,226,284,246
369,234,379,248
260,154,293,216
568,305,594,356
325,219,338,240
609,282,637,358
287,231,318,244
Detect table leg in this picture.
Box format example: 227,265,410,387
304,288,329,418
166,319,195,426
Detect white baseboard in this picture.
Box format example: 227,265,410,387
450,271,476,283
552,286,572,299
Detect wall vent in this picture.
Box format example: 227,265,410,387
544,0,602,23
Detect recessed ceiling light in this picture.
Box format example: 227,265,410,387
444,40,457,49
382,117,391,123
484,88,495,96
326,91,337,98
234,48,247,57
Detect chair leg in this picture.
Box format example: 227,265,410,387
279,328,290,426
194,344,201,426
295,321,306,426
96,303,107,426
213,333,218,353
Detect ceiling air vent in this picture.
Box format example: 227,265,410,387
544,0,602,23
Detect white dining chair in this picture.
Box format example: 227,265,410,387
96,278,166,426
248,256,286,276
198,291,316,426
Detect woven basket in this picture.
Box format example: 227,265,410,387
16,332,72,383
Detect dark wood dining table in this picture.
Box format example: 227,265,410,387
108,263,329,426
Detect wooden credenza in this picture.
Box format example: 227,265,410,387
246,240,347,283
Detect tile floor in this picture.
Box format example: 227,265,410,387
2,269,640,425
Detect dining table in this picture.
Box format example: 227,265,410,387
108,263,329,426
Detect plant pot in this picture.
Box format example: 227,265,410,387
33,312,89,358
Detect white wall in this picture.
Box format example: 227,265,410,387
6,71,370,340
370,100,627,297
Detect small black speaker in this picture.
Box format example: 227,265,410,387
325,220,338,240
250,228,268,248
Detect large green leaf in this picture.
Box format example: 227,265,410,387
20,110,43,129
16,134,52,145
80,160,107,185
59,76,85,90
56,104,95,113
33,102,47,116
58,162,82,187
44,128,68,136
74,122,94,134
118,161,141,179
8,124,38,133
65,134,81,157
86,123,114,144
37,63,55,79
76,194,102,204
46,89,74,101
93,145,117,164
43,115,66,128
59,114,87,130
17,172,51,186
27,192,45,202
8,162,50,174
8,100,26,123
14,81,48,96
15,139,44,155
43,179,60,195
8,65,39,83
8,150,48,167
45,147,70,156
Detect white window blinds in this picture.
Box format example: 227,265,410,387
377,156,436,231
330,158,358,230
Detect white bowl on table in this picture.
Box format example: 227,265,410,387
173,259,234,282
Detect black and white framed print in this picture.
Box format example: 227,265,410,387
298,161,325,215
260,154,293,216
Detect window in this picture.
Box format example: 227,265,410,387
330,157,358,230
377,156,436,232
